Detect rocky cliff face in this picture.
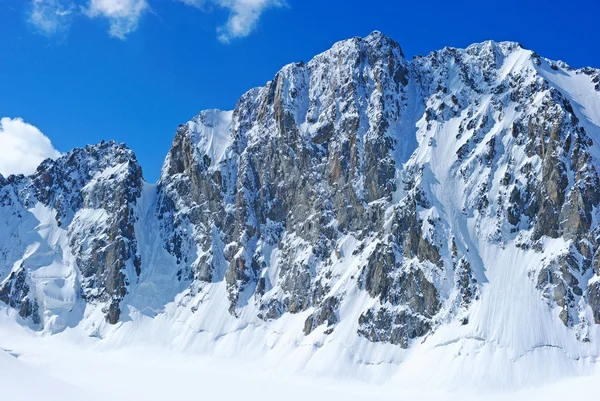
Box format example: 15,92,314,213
2,33,600,359
152,32,600,347
0,141,143,327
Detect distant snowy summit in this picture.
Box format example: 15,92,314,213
2,31,600,386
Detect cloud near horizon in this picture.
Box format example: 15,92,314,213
0,118,61,178
27,0,284,41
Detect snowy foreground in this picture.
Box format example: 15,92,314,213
0,315,597,401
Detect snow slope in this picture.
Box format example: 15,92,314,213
0,313,598,400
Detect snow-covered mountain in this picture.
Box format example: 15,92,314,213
2,31,600,387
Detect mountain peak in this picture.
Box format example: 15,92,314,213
3,32,600,389
363,29,393,44
363,30,404,57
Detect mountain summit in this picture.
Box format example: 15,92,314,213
2,32,600,387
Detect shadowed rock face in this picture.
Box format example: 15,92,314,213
590,282,600,324
154,32,600,346
69,158,143,323
0,141,144,325
2,32,600,351
155,33,439,337
158,32,417,319
0,266,40,324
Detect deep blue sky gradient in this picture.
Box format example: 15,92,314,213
1,0,599,181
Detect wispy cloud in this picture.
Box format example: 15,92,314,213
28,0,74,36
0,117,61,177
28,0,149,40
179,0,285,43
27,0,283,42
84,0,149,40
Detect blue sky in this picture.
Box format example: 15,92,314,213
1,0,599,181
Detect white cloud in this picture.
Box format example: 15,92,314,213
28,0,74,36
84,0,149,40
27,0,281,41
179,0,284,43
0,118,61,177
